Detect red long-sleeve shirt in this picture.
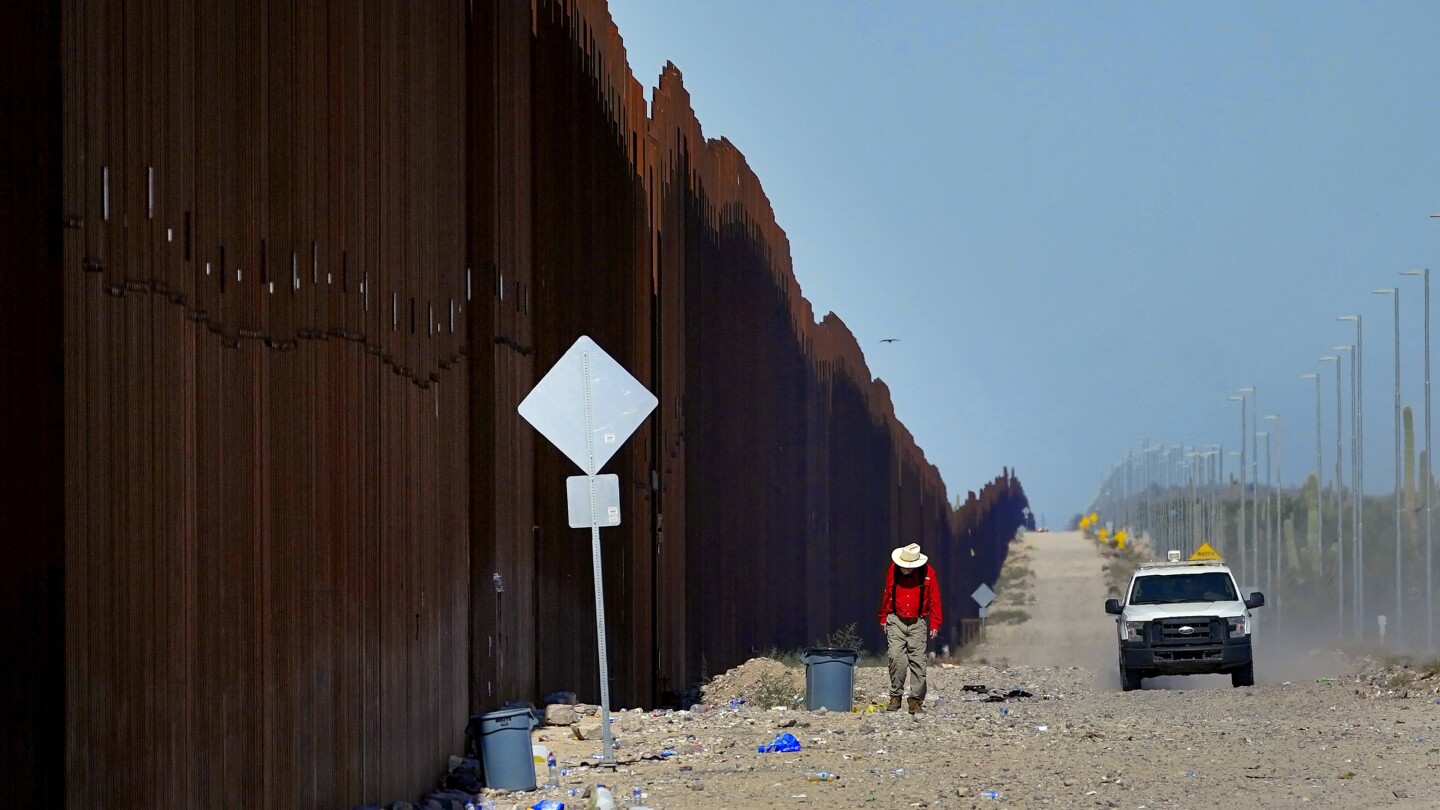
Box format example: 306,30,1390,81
877,563,942,631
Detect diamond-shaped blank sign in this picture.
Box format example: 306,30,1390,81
972,583,995,608
518,336,658,475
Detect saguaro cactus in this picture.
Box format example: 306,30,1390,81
1282,515,1304,585
1304,473,1320,575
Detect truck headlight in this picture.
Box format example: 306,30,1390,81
1124,621,1146,641
1227,616,1249,638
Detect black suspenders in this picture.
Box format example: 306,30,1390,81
890,564,928,620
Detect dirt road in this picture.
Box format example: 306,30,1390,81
491,530,1440,809
972,529,1116,673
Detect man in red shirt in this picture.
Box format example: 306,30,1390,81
877,543,942,713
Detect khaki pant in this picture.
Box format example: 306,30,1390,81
885,614,928,699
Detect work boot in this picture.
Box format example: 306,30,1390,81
907,697,923,714
886,695,902,712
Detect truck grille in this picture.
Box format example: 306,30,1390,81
1152,617,1221,644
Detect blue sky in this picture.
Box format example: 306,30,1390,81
609,0,1440,521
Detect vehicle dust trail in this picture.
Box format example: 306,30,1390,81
972,529,1116,678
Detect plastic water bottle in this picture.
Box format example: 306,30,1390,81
632,786,643,803
587,784,615,810
805,771,839,782
546,751,559,787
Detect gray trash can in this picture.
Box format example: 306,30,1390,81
474,706,537,791
802,647,859,711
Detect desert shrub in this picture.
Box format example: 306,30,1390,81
750,668,802,709
817,622,868,658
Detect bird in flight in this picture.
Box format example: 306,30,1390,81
880,338,900,343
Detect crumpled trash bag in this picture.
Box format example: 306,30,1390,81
962,684,988,693
441,771,482,794
1004,689,1033,699
757,732,802,753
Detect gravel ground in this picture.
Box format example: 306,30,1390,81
502,530,1440,809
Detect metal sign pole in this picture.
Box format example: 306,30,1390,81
582,351,617,767
519,336,655,770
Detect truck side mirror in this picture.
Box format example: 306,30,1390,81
1104,598,1122,615
1245,592,1265,609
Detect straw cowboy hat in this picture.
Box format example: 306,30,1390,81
891,543,928,568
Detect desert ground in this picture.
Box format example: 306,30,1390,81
487,529,1439,809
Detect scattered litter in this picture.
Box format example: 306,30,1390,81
587,784,615,809
805,771,840,782
758,732,802,753
531,801,565,810
1035,725,1049,732
1316,677,1337,684
979,790,1000,799
963,684,988,693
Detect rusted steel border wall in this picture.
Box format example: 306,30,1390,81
34,0,1029,806
545,0,1032,695
60,2,470,807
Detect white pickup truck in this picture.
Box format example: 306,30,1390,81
1103,552,1265,691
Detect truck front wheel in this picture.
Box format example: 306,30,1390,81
1120,666,1143,691
1230,662,1254,687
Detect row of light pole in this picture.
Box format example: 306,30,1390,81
1276,269,1430,646
1233,270,1428,645
1092,265,1435,649
1091,440,1224,564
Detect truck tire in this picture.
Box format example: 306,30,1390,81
1121,666,1143,692
1230,662,1254,688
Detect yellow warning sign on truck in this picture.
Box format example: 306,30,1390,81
1189,542,1222,561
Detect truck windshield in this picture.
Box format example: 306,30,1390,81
1129,572,1238,604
